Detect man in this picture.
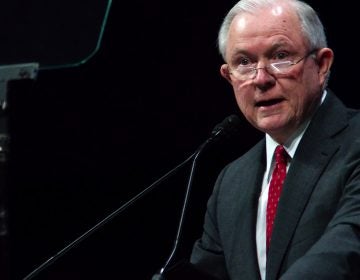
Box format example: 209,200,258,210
189,0,360,279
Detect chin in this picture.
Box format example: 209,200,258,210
257,121,285,133
257,123,290,139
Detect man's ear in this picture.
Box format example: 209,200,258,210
316,48,334,85
220,64,233,83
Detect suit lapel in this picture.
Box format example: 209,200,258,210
227,141,266,279
266,92,349,280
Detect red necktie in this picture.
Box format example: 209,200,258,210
266,145,288,251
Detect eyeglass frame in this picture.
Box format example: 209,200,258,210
227,49,318,81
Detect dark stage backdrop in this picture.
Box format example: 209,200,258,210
2,1,359,279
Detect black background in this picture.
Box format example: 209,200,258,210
2,1,359,279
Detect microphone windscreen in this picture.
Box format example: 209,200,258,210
211,114,242,137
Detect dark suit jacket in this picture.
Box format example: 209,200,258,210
190,91,360,280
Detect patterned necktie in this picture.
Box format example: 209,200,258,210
266,145,288,251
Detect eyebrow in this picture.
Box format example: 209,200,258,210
230,41,293,60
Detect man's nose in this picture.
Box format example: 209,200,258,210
252,66,276,90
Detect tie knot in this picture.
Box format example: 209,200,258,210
275,145,287,165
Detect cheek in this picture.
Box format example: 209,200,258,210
288,89,318,120
233,90,259,127
234,89,252,113
282,81,309,114
233,81,251,102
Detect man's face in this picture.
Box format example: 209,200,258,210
220,4,332,143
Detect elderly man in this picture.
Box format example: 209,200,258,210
189,0,360,279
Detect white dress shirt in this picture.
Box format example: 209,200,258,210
256,91,327,279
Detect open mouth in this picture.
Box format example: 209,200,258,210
256,98,284,107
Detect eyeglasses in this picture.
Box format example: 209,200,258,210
228,50,317,81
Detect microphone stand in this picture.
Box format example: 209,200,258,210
152,130,222,280
22,152,196,280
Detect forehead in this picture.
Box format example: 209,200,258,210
227,4,307,56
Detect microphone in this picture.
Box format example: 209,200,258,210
152,114,242,279
211,114,242,138
204,113,242,147
22,114,242,280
